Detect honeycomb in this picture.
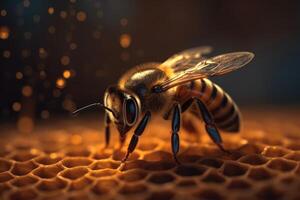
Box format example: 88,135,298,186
0,108,300,200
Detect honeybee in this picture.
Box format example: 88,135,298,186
74,46,254,163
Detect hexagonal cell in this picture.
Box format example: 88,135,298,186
34,154,62,165
248,167,275,181
10,150,39,162
0,183,11,195
65,147,91,157
284,152,300,161
144,161,176,171
194,189,224,200
175,165,206,177
11,175,38,187
227,179,252,190
112,149,140,161
262,146,289,158
91,160,119,170
267,158,297,172
176,180,197,187
0,172,14,183
256,186,284,200
147,172,175,184
118,169,147,182
9,188,38,200
92,179,119,196
89,169,117,178
119,183,148,195
239,154,268,165
222,161,248,177
33,164,64,179
60,167,89,180
236,143,264,155
11,161,38,176
69,177,93,191
144,151,173,162
198,158,223,168
202,171,226,184
92,151,111,160
280,175,295,185
121,160,148,171
0,159,12,173
37,177,67,192
62,157,93,168
146,190,174,200
285,142,300,151
138,141,158,151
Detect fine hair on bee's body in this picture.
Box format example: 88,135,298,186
74,46,254,163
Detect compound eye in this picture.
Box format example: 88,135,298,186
124,98,138,125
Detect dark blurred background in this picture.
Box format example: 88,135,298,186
1,0,300,129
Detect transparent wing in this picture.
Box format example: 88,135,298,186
161,46,213,72
157,52,254,91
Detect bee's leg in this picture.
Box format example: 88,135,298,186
171,103,181,164
104,112,111,148
119,135,126,148
195,98,230,153
122,111,151,163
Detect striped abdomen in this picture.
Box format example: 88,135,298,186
177,78,241,132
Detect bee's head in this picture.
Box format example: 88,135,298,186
104,85,141,136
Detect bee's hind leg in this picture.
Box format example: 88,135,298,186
104,112,111,148
171,103,182,164
195,98,230,154
122,111,151,163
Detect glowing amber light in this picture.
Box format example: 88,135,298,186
63,70,71,79
60,56,70,66
56,78,66,89
76,11,87,22
17,116,34,134
120,34,131,48
12,102,21,112
48,7,54,15
22,85,33,97
0,26,9,40
71,134,82,145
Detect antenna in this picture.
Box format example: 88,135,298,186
72,102,116,117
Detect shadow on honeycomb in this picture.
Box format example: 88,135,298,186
0,108,300,200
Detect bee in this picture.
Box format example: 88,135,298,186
74,46,254,163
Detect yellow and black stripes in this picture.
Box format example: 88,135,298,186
180,78,241,132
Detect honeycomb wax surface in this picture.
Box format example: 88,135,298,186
0,108,300,200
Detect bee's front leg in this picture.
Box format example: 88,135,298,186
104,112,111,148
122,111,151,163
171,103,181,164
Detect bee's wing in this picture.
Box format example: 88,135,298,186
157,52,254,91
162,46,213,72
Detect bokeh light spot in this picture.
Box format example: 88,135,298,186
60,56,70,66
0,26,10,40
1,9,7,17
120,34,131,48
56,78,66,89
63,70,71,79
41,110,50,119
22,85,33,97
48,7,54,15
12,102,22,112
76,11,87,22
16,72,23,80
